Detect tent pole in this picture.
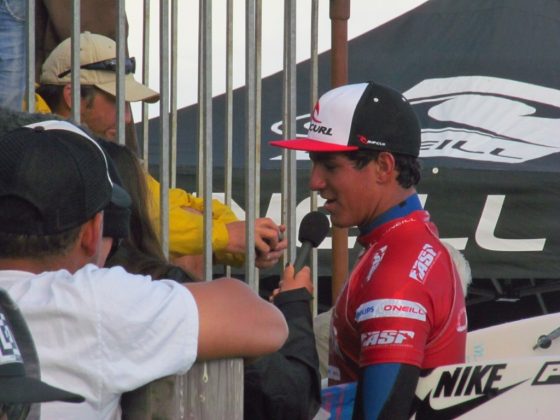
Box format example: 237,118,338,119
329,0,350,304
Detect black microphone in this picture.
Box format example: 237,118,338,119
293,211,330,273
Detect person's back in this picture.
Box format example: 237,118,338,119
0,120,288,419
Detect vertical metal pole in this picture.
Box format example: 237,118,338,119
170,0,178,187
142,0,151,167
330,0,350,303
310,0,320,316
116,0,127,145
160,0,171,256
224,0,234,278
252,0,262,282
200,0,213,281
282,0,297,263
245,0,257,289
25,0,35,112
70,0,81,123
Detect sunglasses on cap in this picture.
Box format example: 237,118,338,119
57,57,136,79
0,403,31,420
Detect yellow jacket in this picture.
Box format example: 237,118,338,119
146,173,244,266
36,92,244,266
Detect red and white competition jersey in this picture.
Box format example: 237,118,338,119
328,210,467,385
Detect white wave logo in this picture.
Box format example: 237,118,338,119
271,76,560,163
405,76,560,163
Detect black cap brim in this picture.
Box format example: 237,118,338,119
0,377,85,404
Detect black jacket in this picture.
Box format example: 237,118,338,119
244,288,321,420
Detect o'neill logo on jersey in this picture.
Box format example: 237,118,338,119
404,75,560,164
409,243,438,283
355,299,427,322
361,330,415,347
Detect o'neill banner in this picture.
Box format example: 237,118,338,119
149,0,560,279
268,0,560,280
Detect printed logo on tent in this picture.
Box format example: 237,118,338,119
271,75,560,163
404,75,560,164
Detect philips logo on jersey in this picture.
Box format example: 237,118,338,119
410,243,438,283
366,245,388,282
361,330,415,347
355,299,427,322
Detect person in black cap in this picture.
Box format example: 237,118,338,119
0,106,132,266
271,82,467,419
0,288,83,419
0,120,289,419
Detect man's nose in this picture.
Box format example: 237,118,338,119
309,165,325,191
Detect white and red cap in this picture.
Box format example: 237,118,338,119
270,81,421,157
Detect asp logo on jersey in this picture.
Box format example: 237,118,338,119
361,330,415,347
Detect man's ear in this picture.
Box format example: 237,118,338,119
80,212,104,257
375,152,397,183
61,84,74,111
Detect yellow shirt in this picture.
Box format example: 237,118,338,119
146,173,244,266
35,91,244,266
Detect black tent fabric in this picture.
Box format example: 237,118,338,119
145,0,560,324
332,0,560,280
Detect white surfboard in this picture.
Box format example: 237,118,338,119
466,312,560,362
412,356,560,419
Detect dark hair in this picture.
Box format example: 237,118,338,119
311,149,421,188
36,84,98,112
102,142,195,282
0,226,81,259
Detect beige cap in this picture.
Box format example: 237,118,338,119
40,32,160,103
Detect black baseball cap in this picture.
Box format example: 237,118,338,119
0,289,84,404
270,81,421,157
0,120,130,235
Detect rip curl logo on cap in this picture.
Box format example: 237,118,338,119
356,134,387,148
311,101,322,123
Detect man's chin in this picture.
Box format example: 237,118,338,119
104,130,117,142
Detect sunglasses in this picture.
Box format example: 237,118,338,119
57,57,136,79
0,403,31,420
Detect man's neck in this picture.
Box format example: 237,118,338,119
0,256,83,274
359,190,421,235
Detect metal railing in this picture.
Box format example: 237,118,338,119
24,0,341,417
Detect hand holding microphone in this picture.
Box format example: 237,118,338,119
271,211,330,300
293,211,331,273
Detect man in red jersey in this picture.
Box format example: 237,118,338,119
271,81,467,419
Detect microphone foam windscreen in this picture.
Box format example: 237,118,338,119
298,211,330,247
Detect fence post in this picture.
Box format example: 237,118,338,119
121,358,244,419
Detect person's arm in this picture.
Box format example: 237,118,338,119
184,277,288,360
244,265,322,420
355,363,420,420
145,173,236,255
